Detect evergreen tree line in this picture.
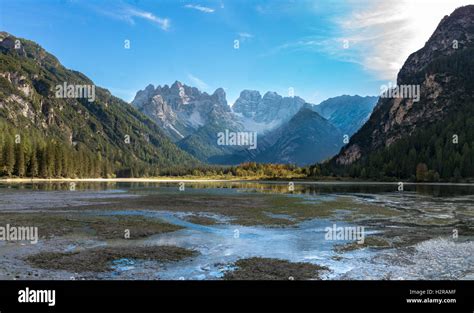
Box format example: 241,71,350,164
0,131,112,178
0,124,305,179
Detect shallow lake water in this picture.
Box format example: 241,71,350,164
0,181,473,280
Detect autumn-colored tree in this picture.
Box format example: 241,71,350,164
416,163,428,182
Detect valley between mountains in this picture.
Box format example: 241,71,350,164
1,5,473,181
132,81,377,165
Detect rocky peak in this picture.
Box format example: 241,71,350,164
0,35,27,59
232,90,262,117
262,91,282,101
132,81,237,141
145,83,155,91
241,90,262,100
132,84,156,108
0,32,199,172
254,105,343,166
212,87,228,108
313,95,378,136
398,5,474,83
233,89,306,127
171,80,183,89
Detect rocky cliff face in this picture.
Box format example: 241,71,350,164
132,81,245,163
398,6,474,83
336,5,474,165
132,82,239,141
233,90,306,131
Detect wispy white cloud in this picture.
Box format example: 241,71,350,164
88,2,170,30
239,33,253,38
238,32,253,39
264,0,472,80
184,4,215,13
187,74,209,90
238,32,254,42
125,7,170,30
335,0,473,79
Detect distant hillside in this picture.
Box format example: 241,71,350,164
255,108,343,166
313,95,378,136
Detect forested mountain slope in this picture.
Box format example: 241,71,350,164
0,32,199,178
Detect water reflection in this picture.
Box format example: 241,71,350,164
1,180,473,197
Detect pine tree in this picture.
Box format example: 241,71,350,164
28,148,39,177
461,143,472,178
39,146,48,178
3,137,15,176
14,142,25,177
416,163,428,182
54,144,63,177
46,142,55,177
0,135,3,172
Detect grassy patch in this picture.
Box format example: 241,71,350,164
25,246,197,273
0,213,182,240
254,195,400,226
6,192,400,228
334,236,392,252
183,215,219,226
66,193,398,227
223,257,328,280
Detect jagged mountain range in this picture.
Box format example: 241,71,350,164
132,83,377,166
132,82,239,141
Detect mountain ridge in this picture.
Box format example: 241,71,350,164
254,107,343,166
312,95,378,136
132,80,378,165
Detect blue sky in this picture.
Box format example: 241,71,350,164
1,0,470,104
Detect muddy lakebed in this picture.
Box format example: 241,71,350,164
0,181,473,280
